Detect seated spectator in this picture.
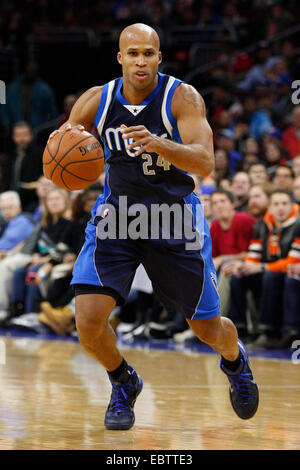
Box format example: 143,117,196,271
261,127,283,150
0,60,58,130
211,148,233,186
232,115,251,156
215,109,233,134
207,82,235,127
282,106,300,159
0,191,35,259
239,153,259,173
210,189,255,315
2,121,43,210
243,95,273,139
264,141,288,178
219,178,232,191
215,129,242,173
58,94,77,128
197,185,215,227
26,175,56,222
272,76,294,124
264,4,294,38
221,182,273,332
278,263,300,347
243,136,261,158
237,41,273,92
248,162,269,185
247,183,272,221
190,174,201,194
292,176,300,205
292,154,300,178
262,57,292,89
37,189,100,334
228,190,300,347
231,171,250,212
8,188,72,317
280,40,300,81
272,165,294,192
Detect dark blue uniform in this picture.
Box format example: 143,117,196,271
71,73,220,319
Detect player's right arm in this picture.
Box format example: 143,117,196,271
48,86,102,140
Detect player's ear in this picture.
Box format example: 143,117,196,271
158,51,162,65
117,52,122,65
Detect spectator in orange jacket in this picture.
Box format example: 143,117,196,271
228,189,300,347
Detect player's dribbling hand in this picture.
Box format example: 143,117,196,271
120,124,160,156
47,123,85,143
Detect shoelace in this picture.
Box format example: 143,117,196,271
108,381,137,413
230,371,256,404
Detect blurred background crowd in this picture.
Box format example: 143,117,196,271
0,0,300,350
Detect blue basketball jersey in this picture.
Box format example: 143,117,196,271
71,72,220,319
92,72,195,222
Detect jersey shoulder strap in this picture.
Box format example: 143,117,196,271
160,74,183,140
94,79,117,134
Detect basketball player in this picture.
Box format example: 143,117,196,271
48,24,259,430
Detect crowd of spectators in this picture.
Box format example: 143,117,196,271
0,0,300,350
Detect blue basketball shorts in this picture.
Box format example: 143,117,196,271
71,208,220,321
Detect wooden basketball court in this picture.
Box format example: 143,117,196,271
0,334,299,450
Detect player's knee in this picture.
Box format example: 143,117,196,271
75,307,107,341
189,317,221,345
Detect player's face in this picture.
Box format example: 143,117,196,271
118,39,162,91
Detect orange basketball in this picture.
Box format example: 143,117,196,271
43,128,104,190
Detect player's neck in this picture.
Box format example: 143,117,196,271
122,76,158,105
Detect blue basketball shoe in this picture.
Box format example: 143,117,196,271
220,339,259,419
105,365,143,430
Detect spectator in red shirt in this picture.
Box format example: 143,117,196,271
282,106,300,158
210,189,255,314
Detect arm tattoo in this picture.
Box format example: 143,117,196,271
180,85,202,108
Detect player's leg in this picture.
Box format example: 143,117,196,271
75,292,122,369
75,288,143,430
71,223,144,430
187,315,259,420
186,315,239,361
143,222,258,419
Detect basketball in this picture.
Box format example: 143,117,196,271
43,128,104,190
